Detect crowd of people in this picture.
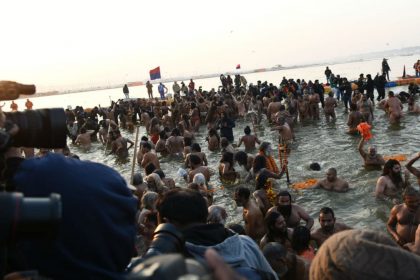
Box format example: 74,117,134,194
3,66,420,279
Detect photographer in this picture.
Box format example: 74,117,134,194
0,81,137,279
147,188,278,279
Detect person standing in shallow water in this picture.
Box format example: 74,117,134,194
382,58,391,81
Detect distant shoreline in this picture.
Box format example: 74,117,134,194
27,46,420,99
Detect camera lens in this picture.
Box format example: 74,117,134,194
0,192,62,243
4,108,67,148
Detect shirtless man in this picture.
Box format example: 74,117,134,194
312,167,349,192
139,141,160,170
155,130,169,157
237,126,260,152
404,224,420,255
324,92,338,122
358,137,385,169
206,128,220,151
234,186,265,241
260,211,294,250
297,94,309,122
384,91,403,124
188,154,211,183
408,96,420,114
308,92,320,120
272,117,293,144
347,103,363,134
357,94,374,124
184,143,208,168
406,152,420,185
165,128,184,156
376,159,409,200
267,97,282,123
267,190,314,230
387,187,420,246
311,207,351,248
75,127,95,150
110,130,134,160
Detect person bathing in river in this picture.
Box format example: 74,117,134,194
347,103,363,134
375,159,410,202
267,190,314,230
237,126,260,153
384,91,403,124
219,151,239,184
358,137,385,169
311,167,349,192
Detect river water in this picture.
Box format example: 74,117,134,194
8,54,420,232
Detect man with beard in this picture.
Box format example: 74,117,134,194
312,168,349,192
358,137,385,169
267,191,314,230
376,159,409,200
387,187,420,246
311,207,351,248
234,186,265,241
260,211,293,250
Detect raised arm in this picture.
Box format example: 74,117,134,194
406,152,420,178
296,205,314,230
358,137,367,158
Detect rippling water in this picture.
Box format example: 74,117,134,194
10,53,420,232
69,99,420,233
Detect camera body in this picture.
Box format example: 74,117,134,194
127,223,212,280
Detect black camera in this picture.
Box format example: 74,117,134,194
127,223,212,280
4,108,67,148
0,192,62,244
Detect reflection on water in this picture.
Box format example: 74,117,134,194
72,101,419,232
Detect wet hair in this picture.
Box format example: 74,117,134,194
153,169,165,179
327,168,337,176
220,152,234,166
382,159,400,177
145,162,156,176
291,226,311,253
253,155,267,173
350,103,357,111
141,191,159,210
132,173,144,185
187,182,200,192
141,136,149,142
220,137,229,148
189,154,201,166
227,223,246,235
184,137,192,146
277,190,292,202
244,126,251,135
319,207,335,219
234,151,248,166
191,143,201,152
157,189,208,226
171,128,181,136
235,186,250,200
262,242,287,259
259,142,271,152
388,91,394,97
403,187,418,198
80,127,87,134
142,141,152,151
256,171,270,190
159,130,167,139
207,205,227,224
265,211,283,237
309,162,321,171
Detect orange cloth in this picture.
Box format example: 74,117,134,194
259,151,280,174
292,179,318,190
357,122,372,141
299,246,316,262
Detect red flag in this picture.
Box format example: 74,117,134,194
149,67,161,80
236,64,241,69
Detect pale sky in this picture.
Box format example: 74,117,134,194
1,0,419,92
